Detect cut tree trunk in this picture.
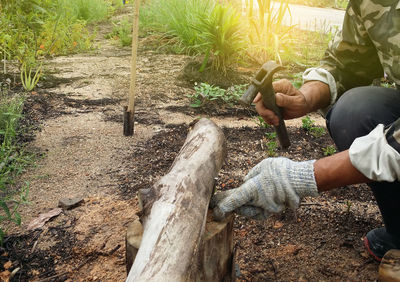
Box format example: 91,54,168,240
379,249,400,281
126,118,233,281
126,214,235,281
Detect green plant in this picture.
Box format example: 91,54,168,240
139,0,213,53
265,131,276,140
310,126,326,138
302,115,326,137
301,116,314,131
195,3,245,74
266,140,278,157
188,82,245,108
20,63,42,91
0,92,31,244
245,0,293,64
140,0,245,73
106,17,133,46
323,145,336,156
255,116,270,129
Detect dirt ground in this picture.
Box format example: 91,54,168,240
1,7,382,281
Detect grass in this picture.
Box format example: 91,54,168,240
286,0,348,9
0,89,31,243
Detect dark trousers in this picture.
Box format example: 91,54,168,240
326,86,400,236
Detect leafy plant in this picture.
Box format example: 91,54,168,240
323,145,336,156
310,126,326,138
265,131,276,140
188,82,245,108
245,0,293,64
140,0,245,73
301,116,314,131
106,17,133,46
20,63,42,91
266,140,278,157
255,116,270,129
302,115,326,137
195,3,245,74
0,92,31,244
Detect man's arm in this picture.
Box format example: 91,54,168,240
314,150,370,192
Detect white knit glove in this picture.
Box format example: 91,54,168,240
210,157,319,220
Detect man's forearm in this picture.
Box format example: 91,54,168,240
300,81,331,113
314,150,371,191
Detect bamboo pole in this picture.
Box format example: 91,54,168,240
124,0,141,136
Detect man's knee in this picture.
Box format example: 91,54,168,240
326,86,400,151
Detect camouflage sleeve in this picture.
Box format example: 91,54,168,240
349,121,400,182
320,1,384,99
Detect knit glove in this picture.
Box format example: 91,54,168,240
210,157,319,221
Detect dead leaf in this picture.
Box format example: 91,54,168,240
273,221,284,229
0,270,10,282
3,261,11,270
27,208,62,231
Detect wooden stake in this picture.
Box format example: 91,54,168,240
124,0,141,136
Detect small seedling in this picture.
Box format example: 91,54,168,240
265,131,276,140
310,126,326,138
301,116,314,131
266,141,278,157
323,145,336,156
302,115,326,138
255,116,270,129
345,200,352,213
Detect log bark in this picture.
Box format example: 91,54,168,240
379,249,400,282
126,213,235,281
126,118,229,281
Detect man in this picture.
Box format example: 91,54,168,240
211,0,400,262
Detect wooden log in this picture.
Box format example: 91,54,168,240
126,118,230,281
126,213,235,281
379,249,400,282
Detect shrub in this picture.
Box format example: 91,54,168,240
140,0,245,73
195,3,246,74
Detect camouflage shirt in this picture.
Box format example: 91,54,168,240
321,0,400,97
304,0,400,181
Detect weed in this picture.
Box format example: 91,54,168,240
107,17,133,46
310,126,326,138
20,63,42,91
323,145,336,156
301,116,314,131
302,115,326,137
188,82,245,108
266,140,278,157
255,116,270,129
0,91,31,244
265,131,276,140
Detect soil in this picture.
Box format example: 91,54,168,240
1,6,382,282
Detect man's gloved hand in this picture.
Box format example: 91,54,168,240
210,157,319,221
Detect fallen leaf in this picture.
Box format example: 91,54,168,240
3,261,11,270
273,221,284,229
27,208,62,231
0,270,10,282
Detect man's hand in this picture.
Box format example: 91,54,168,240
210,157,319,221
255,79,310,126
255,80,331,126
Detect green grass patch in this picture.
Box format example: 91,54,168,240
0,88,31,244
287,0,348,9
